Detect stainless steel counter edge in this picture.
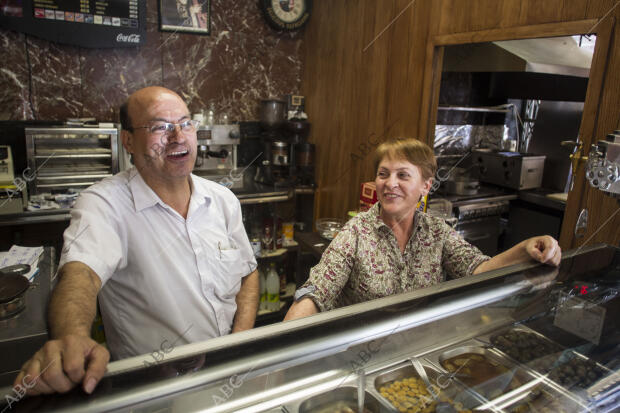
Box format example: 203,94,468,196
450,194,517,207
0,187,314,225
517,190,566,211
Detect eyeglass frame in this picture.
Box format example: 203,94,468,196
126,119,200,135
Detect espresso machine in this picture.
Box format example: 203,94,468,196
194,124,242,189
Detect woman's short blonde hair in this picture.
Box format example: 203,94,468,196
373,138,437,180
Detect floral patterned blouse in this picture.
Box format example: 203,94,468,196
302,203,490,311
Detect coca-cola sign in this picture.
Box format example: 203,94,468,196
116,33,141,43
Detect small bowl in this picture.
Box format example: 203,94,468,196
316,218,344,240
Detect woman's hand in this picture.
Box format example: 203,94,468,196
524,235,562,266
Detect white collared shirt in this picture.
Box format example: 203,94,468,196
59,167,257,360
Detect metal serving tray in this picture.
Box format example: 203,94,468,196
370,359,482,412
423,342,586,412
293,386,392,413
479,325,617,403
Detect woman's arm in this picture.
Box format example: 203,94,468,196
474,235,561,275
284,297,319,320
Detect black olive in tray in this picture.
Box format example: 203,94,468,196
490,329,563,371
490,328,609,390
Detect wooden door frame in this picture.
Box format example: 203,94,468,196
418,18,615,250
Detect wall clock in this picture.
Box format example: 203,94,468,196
260,0,311,31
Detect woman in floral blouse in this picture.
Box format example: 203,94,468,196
285,139,561,320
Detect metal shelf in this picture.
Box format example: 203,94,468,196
438,105,511,113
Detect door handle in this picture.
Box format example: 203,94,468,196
574,208,588,238
562,139,589,191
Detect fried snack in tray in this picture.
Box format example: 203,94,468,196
491,330,606,389
378,376,471,413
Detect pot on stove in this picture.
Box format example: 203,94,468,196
0,264,31,319
445,167,480,195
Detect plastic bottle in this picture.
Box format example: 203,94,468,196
206,102,215,126
265,262,280,311
259,267,267,311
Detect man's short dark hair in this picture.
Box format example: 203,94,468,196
119,101,132,131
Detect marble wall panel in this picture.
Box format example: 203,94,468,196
0,30,33,120
0,0,303,122
26,36,82,120
163,0,303,121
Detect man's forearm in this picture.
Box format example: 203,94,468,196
232,270,259,333
48,261,102,339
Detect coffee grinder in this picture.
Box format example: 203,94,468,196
283,116,312,186
255,99,293,186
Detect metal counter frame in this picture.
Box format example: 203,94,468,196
2,244,618,412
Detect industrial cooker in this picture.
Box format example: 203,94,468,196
2,244,618,413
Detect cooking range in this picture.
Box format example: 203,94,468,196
435,184,516,256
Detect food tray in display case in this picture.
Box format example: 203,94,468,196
370,359,481,412
478,324,618,403
295,387,390,413
423,341,586,413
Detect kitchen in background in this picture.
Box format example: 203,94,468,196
429,35,595,257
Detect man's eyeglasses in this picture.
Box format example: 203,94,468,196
128,119,200,136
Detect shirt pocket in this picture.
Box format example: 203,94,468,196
213,248,243,300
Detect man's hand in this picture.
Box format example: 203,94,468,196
524,235,562,266
14,335,109,396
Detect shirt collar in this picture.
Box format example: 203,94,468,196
128,167,160,212
188,173,212,208
370,202,422,236
127,168,211,212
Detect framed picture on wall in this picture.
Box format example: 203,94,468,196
159,0,211,34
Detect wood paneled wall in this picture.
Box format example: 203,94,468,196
301,0,618,221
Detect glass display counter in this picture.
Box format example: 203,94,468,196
2,244,618,413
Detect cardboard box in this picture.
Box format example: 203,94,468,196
360,182,378,205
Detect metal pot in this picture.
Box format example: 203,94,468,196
443,166,480,195
0,264,31,319
260,99,287,131
445,179,480,195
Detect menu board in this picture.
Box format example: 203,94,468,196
32,0,138,27
0,0,145,48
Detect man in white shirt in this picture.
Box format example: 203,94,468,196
14,86,259,395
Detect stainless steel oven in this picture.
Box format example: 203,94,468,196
454,199,510,256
